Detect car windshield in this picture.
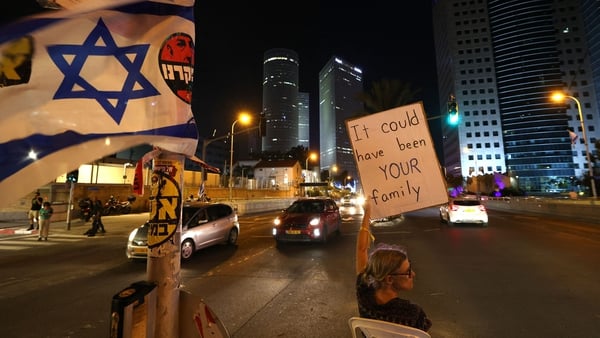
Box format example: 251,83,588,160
288,201,324,213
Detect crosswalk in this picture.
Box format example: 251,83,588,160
0,234,85,251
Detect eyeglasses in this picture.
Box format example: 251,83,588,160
389,264,412,278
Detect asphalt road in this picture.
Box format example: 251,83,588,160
1,209,599,337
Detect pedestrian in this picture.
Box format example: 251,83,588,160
27,192,43,230
85,198,105,237
93,198,106,233
38,201,53,241
355,201,432,332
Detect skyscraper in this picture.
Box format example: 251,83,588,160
433,0,599,193
261,48,300,153
298,91,310,149
319,56,364,186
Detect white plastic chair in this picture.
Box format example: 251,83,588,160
348,317,431,338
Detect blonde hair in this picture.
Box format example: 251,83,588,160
362,243,407,288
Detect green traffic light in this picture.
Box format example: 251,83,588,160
447,100,459,125
447,112,459,125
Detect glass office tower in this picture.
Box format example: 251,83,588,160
318,56,363,188
261,48,300,153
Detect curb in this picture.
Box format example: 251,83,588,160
0,228,37,235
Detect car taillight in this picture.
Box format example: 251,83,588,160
450,205,459,211
478,205,486,212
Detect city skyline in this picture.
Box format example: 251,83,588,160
193,2,440,153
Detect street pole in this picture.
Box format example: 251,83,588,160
66,180,74,230
201,134,229,181
229,120,239,201
228,113,252,201
568,96,597,198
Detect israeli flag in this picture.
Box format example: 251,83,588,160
0,0,197,206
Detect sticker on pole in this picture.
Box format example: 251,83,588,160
346,101,448,220
147,160,182,248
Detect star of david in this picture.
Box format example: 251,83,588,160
48,18,159,124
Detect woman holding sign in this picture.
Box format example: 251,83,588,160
355,201,432,332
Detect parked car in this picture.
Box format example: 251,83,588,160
126,202,240,261
439,198,488,227
272,197,341,243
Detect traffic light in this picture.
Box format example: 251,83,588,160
66,170,79,183
447,96,459,125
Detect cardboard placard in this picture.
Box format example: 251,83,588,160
346,102,448,219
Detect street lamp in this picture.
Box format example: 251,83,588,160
551,92,597,198
330,164,338,185
122,162,132,183
305,152,317,183
229,112,252,201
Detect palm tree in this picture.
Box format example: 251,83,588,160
356,78,422,115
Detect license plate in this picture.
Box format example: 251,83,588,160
286,230,301,235
133,247,147,254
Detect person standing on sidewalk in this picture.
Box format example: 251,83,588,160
38,202,53,241
27,192,43,230
93,198,105,233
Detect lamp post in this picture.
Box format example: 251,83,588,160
229,113,251,201
122,162,132,183
551,92,597,198
330,165,338,185
305,152,317,183
201,133,229,181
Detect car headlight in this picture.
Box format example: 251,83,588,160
355,196,365,205
128,228,138,242
273,218,281,226
309,217,320,226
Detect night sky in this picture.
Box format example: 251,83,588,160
194,1,440,151
2,1,441,156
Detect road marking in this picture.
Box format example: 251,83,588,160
0,236,82,251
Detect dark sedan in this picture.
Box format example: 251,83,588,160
272,197,341,243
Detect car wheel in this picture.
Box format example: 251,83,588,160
181,239,195,261
447,221,454,227
482,222,488,227
227,228,238,245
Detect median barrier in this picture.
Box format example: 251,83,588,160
485,197,599,224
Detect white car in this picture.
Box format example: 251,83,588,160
439,198,488,227
126,202,240,261
339,201,364,217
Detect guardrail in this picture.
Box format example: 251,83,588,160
484,197,599,224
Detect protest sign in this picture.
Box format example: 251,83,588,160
346,101,448,219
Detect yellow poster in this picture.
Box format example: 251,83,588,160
147,159,182,248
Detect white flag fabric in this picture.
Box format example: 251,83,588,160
0,0,197,206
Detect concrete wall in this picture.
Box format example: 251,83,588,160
484,197,599,224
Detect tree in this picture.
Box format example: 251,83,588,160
356,78,422,115
286,145,308,165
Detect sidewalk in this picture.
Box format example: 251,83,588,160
0,217,127,236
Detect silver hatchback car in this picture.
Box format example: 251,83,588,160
126,202,240,261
